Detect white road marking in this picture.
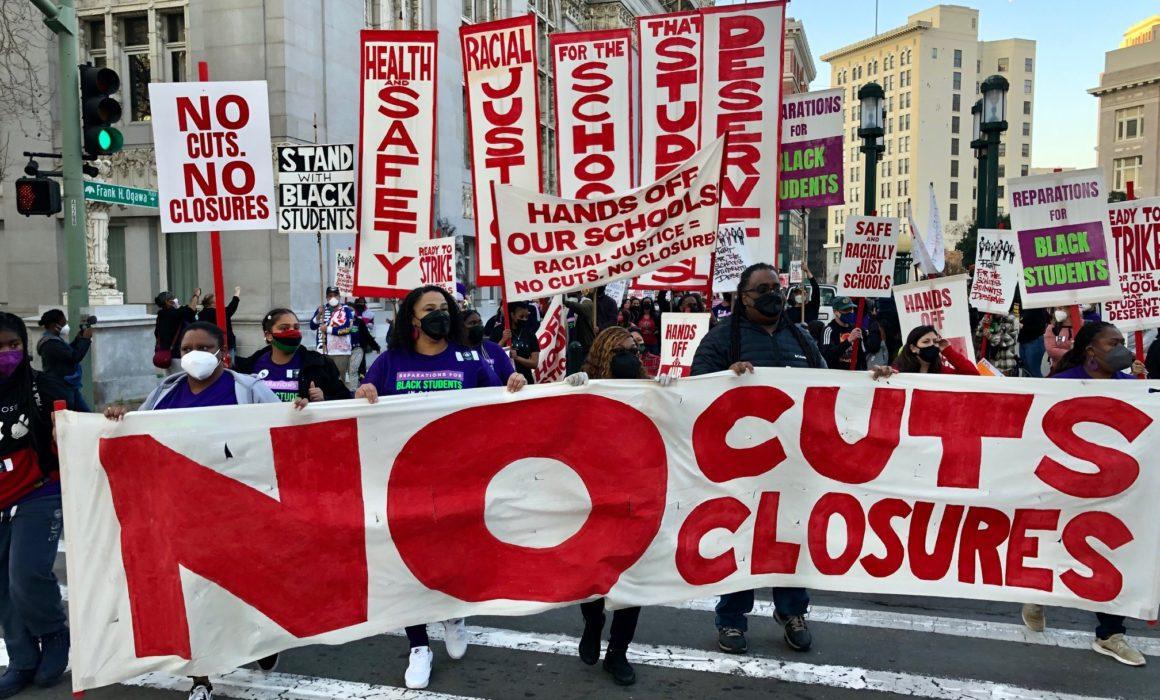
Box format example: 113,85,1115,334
124,668,486,700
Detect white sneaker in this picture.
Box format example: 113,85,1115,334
1021,603,1046,632
442,618,468,660
405,646,434,689
1092,634,1146,666
188,684,213,700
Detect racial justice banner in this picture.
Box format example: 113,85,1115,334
149,81,277,232
712,223,751,293
417,238,456,296
495,137,725,302
969,228,1020,315
658,312,710,377
533,295,569,384
59,370,1160,690
276,144,356,234
463,15,543,287
836,215,900,298
1008,169,1121,308
354,30,437,298
894,274,976,364
335,248,356,297
779,88,844,209
1104,197,1160,332
551,29,634,200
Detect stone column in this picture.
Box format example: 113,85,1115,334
85,201,124,306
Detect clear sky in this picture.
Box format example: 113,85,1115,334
778,0,1156,169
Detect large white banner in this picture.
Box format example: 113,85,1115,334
969,228,1020,315
496,137,725,302
149,81,277,232
276,144,356,234
354,30,437,298
533,295,568,384
1104,198,1160,332
551,29,633,200
894,274,976,364
836,215,900,298
59,369,1160,691
462,16,543,287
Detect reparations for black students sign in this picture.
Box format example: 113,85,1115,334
496,137,725,302
779,88,844,209
1104,197,1160,333
276,144,356,234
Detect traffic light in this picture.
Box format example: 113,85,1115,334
79,64,123,156
15,177,61,216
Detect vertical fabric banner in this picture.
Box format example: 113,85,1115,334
354,30,438,298
551,29,634,200
779,88,844,209
700,0,786,264
836,215,900,298
894,275,976,363
462,16,543,287
534,295,569,384
1104,197,1160,332
335,248,355,297
658,312,710,377
969,228,1019,315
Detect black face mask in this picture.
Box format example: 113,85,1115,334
466,325,485,346
918,345,941,364
419,310,451,341
753,292,784,319
610,350,642,379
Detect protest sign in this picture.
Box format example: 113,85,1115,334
551,29,633,199
462,16,543,287
335,248,355,297
712,224,751,293
836,215,900,298
495,137,725,302
894,274,976,363
789,260,803,284
148,81,276,232
354,30,437,298
779,88,843,209
1104,197,1160,332
533,296,568,384
1008,168,1121,308
60,369,1160,691
276,144,356,233
969,228,1019,315
417,238,456,296
659,312,710,377
604,279,629,306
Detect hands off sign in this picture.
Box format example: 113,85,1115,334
658,312,709,377
1104,197,1160,332
836,216,900,298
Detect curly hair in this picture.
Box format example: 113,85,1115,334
389,285,463,353
1051,321,1117,376
582,326,645,379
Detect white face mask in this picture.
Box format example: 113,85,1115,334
180,350,221,380
59,324,70,337
1053,309,1069,323
327,297,340,308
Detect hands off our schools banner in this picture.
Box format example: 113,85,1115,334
1104,197,1160,332
894,275,976,364
59,370,1160,691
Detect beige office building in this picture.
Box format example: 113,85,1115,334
820,5,1035,279
1089,15,1160,198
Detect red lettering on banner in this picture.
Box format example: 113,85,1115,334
908,502,964,581
1035,397,1150,498
692,386,793,482
1006,509,1060,591
860,498,911,578
808,493,865,576
98,420,368,659
676,497,749,585
957,507,1009,586
1061,512,1132,602
651,33,699,180
800,387,904,484
751,492,800,574
176,95,250,132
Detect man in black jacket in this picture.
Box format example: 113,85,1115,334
821,297,882,371
154,289,198,374
35,310,92,412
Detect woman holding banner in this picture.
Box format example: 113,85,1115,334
462,309,516,384
872,326,981,378
235,309,351,403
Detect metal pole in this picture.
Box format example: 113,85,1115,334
975,149,988,226
985,130,1001,228
862,139,877,216
197,62,230,364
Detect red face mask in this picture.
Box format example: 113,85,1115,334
271,329,302,349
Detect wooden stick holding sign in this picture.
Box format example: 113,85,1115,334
198,61,231,366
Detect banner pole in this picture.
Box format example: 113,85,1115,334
198,61,230,365
848,298,865,370
314,113,327,354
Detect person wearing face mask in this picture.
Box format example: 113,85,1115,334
462,309,516,384
870,325,980,379
1017,305,1050,378
153,288,199,375
235,309,351,403
677,293,705,314
821,297,882,371
35,309,93,412
196,286,241,361
629,327,661,376
1043,307,1075,375
636,298,661,354
690,263,825,657
0,313,74,697
786,262,820,324
503,302,541,384
310,287,356,389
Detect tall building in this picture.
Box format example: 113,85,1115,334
820,5,1035,280
1089,15,1160,198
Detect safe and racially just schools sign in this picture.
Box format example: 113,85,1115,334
836,215,900,298
276,144,356,234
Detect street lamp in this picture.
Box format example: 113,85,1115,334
895,227,914,283
971,99,988,225
980,75,1009,228
858,82,885,216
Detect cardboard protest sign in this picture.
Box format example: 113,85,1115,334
712,224,751,293
533,295,568,384
969,228,1019,315
416,238,456,296
894,274,976,363
496,137,725,302
779,88,843,209
1104,197,1160,332
148,81,276,232
836,215,900,298
789,260,803,284
59,370,1160,691
276,144,356,233
335,248,355,297
1008,169,1121,308
354,30,437,298
551,29,633,199
659,312,709,377
462,16,543,287
604,279,629,306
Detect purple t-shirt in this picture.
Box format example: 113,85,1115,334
250,350,303,402
155,372,239,409
1052,365,1134,380
364,344,497,396
478,339,516,384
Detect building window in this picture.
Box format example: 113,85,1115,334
953,49,962,68
162,11,187,83
1115,106,1144,141
1113,156,1143,191
122,15,152,121
84,19,107,67
998,57,1009,72
949,203,958,221
1021,143,1030,157
1022,122,1030,136
1024,100,1031,115
997,186,1005,199
950,160,959,178
932,47,938,59
999,164,1006,178
1024,79,1032,94
1025,57,1033,72
951,116,960,134
952,94,961,111
1021,165,1029,176
528,0,560,194
976,59,981,72
951,138,959,156
998,143,1006,157
952,72,961,90
950,182,959,199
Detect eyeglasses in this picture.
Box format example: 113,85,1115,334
744,284,779,296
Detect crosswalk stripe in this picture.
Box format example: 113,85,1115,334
123,668,486,700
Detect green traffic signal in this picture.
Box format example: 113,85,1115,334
79,64,123,156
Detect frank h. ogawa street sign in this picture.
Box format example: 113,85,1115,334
83,180,158,209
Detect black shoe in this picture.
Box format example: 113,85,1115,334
579,613,604,665
602,648,636,686
774,611,812,651
34,627,69,687
0,668,35,699
717,627,748,654
257,653,279,672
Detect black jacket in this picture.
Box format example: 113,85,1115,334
155,305,196,355
36,332,90,381
1018,308,1050,344
1147,336,1160,380
692,315,825,375
787,277,821,323
235,346,351,401
197,296,240,349
821,317,882,371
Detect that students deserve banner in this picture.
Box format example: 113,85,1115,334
894,274,976,363
462,16,543,287
533,295,568,384
1104,198,1160,332
836,215,900,298
779,88,843,209
335,248,355,297
551,29,633,199
1008,169,1121,308
59,369,1160,691
417,238,455,296
276,144,356,234
495,137,725,302
658,312,710,377
354,30,437,297
149,81,277,232
969,228,1019,315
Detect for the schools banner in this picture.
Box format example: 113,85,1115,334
969,228,1020,315
276,144,356,234
462,16,543,287
534,295,568,384
779,88,844,209
495,138,724,302
59,369,1160,691
335,248,355,297
149,81,277,232
354,30,438,298
1008,169,1121,308
894,275,976,363
551,29,634,200
836,215,900,298
658,312,710,377
1104,198,1160,332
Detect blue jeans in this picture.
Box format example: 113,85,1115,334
0,495,67,670
715,588,809,631
1020,336,1045,378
